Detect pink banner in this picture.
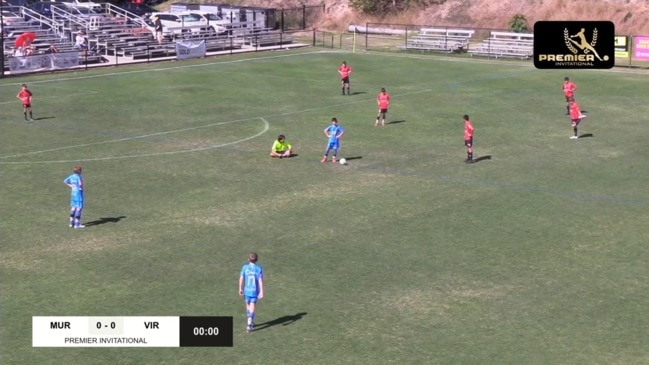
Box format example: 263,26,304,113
634,35,649,60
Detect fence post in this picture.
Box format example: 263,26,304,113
302,5,306,30
281,9,285,32
365,22,369,51
0,28,4,78
405,25,408,49
629,35,633,68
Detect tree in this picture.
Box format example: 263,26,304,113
349,0,446,15
508,14,529,33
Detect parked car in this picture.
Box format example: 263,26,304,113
30,1,55,18
193,11,228,33
62,5,106,19
4,0,30,6
1,9,24,25
118,2,157,18
61,0,102,10
147,11,226,38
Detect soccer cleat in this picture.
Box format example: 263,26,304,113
29,118,34,121
321,157,327,163
332,157,337,163
246,323,254,333
570,135,579,139
74,224,86,229
578,114,587,119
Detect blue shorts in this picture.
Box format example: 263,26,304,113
327,141,339,150
71,199,84,209
244,296,258,304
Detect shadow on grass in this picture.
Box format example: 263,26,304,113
253,312,307,332
386,120,406,125
349,91,366,95
33,116,56,121
85,216,127,227
344,156,362,161
273,154,299,159
578,133,594,138
473,155,492,163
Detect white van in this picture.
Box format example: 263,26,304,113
192,11,228,34
148,12,226,38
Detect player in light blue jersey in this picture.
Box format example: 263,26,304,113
321,117,345,163
64,165,85,228
239,252,264,332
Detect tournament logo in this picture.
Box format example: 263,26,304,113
534,21,614,69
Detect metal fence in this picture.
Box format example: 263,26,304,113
278,4,325,31
312,23,649,69
2,30,307,77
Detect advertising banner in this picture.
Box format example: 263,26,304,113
614,36,629,58
175,40,206,60
633,36,649,60
9,52,81,74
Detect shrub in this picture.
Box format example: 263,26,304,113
508,14,529,33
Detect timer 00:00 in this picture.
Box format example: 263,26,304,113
193,327,219,336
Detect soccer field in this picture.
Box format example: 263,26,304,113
1,49,649,364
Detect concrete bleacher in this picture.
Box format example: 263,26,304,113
3,2,306,73
114,35,245,60
2,15,107,70
245,31,294,48
468,31,534,59
403,28,474,53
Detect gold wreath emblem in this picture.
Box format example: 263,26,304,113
564,28,578,54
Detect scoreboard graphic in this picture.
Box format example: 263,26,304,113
33,316,233,347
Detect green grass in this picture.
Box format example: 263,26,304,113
2,49,649,365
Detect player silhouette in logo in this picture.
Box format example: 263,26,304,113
568,28,603,61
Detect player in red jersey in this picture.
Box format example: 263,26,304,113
568,100,586,139
338,61,352,95
563,77,577,115
463,115,475,163
375,87,390,126
16,84,34,121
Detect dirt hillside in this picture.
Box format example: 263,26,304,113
235,0,649,35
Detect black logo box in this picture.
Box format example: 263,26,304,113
534,21,615,69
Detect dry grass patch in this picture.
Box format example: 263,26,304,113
1,235,131,271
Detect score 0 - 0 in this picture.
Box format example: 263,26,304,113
88,317,124,335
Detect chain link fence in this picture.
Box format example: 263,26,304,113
278,4,325,31
312,23,649,69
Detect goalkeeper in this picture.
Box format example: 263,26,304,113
270,134,293,158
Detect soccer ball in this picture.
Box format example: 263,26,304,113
339,158,347,165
